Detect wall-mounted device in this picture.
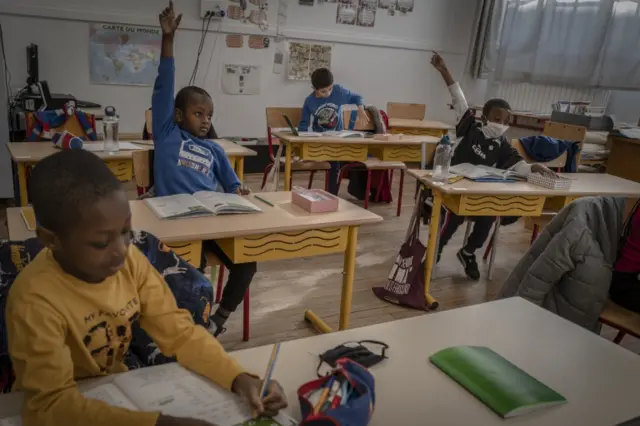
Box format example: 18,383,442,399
200,0,227,19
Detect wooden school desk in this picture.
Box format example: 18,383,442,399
2,298,640,426
7,192,382,333
7,140,257,206
387,118,452,138
607,134,640,183
272,131,440,191
409,170,640,309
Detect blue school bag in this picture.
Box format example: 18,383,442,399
298,359,376,426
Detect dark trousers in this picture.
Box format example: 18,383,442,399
201,240,257,313
610,270,640,314
437,209,520,254
327,161,341,195
439,208,496,254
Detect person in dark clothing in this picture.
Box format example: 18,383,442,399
429,53,555,280
610,201,640,313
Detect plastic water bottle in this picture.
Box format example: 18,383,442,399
432,134,453,184
103,106,120,154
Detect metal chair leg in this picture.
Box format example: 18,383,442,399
488,218,501,280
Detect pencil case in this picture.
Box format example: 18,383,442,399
298,358,375,426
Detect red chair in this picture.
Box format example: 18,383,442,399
337,109,407,216
263,107,331,190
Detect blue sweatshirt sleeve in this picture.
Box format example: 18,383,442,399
212,144,241,193
334,84,364,106
152,57,176,140
298,98,312,131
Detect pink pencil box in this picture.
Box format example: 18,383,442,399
292,188,339,213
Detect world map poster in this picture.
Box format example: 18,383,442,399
89,23,161,86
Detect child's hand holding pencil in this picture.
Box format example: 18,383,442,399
232,343,287,418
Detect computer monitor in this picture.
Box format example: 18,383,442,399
35,80,53,111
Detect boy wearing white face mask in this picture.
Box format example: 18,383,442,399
430,53,554,280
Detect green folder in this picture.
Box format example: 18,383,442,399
430,346,567,418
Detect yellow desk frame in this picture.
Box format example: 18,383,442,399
14,155,246,207
165,224,360,333
420,186,579,309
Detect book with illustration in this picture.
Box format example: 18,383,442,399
145,192,263,220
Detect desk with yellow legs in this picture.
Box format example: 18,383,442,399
272,132,439,191
7,192,382,334
408,170,640,309
7,139,256,206
387,118,452,138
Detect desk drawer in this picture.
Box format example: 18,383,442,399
164,240,203,268
390,128,446,138
369,145,423,162
443,194,545,216
297,143,368,162
105,159,133,181
217,227,347,263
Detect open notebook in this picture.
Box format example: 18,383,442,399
0,363,297,426
145,192,263,220
281,113,367,138
450,163,526,182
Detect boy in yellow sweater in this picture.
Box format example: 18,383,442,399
6,150,287,426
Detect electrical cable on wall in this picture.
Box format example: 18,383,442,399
0,23,12,113
201,20,222,88
189,12,214,86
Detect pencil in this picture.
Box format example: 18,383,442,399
313,376,335,414
254,194,275,207
259,343,281,398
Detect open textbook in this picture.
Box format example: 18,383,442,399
0,363,297,426
450,163,526,182
145,192,263,220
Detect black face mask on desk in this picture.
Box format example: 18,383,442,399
317,340,389,376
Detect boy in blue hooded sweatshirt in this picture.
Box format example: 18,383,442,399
299,68,369,194
152,1,255,337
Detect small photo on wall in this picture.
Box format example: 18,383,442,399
378,0,395,8
397,0,414,12
299,0,314,5
360,0,377,8
357,4,376,27
337,1,358,25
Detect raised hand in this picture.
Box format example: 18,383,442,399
159,1,183,36
430,52,447,73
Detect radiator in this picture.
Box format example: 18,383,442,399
489,81,610,115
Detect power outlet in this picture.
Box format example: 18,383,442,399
200,0,226,19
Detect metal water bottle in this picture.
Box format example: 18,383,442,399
103,106,120,154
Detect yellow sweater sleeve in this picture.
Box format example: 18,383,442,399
7,298,159,426
134,247,246,390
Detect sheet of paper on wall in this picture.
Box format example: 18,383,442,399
273,48,285,74
377,0,396,8
357,4,377,27
222,64,261,95
287,42,332,81
249,35,270,49
337,2,358,25
226,34,244,48
397,0,414,13
277,0,288,34
227,4,244,20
